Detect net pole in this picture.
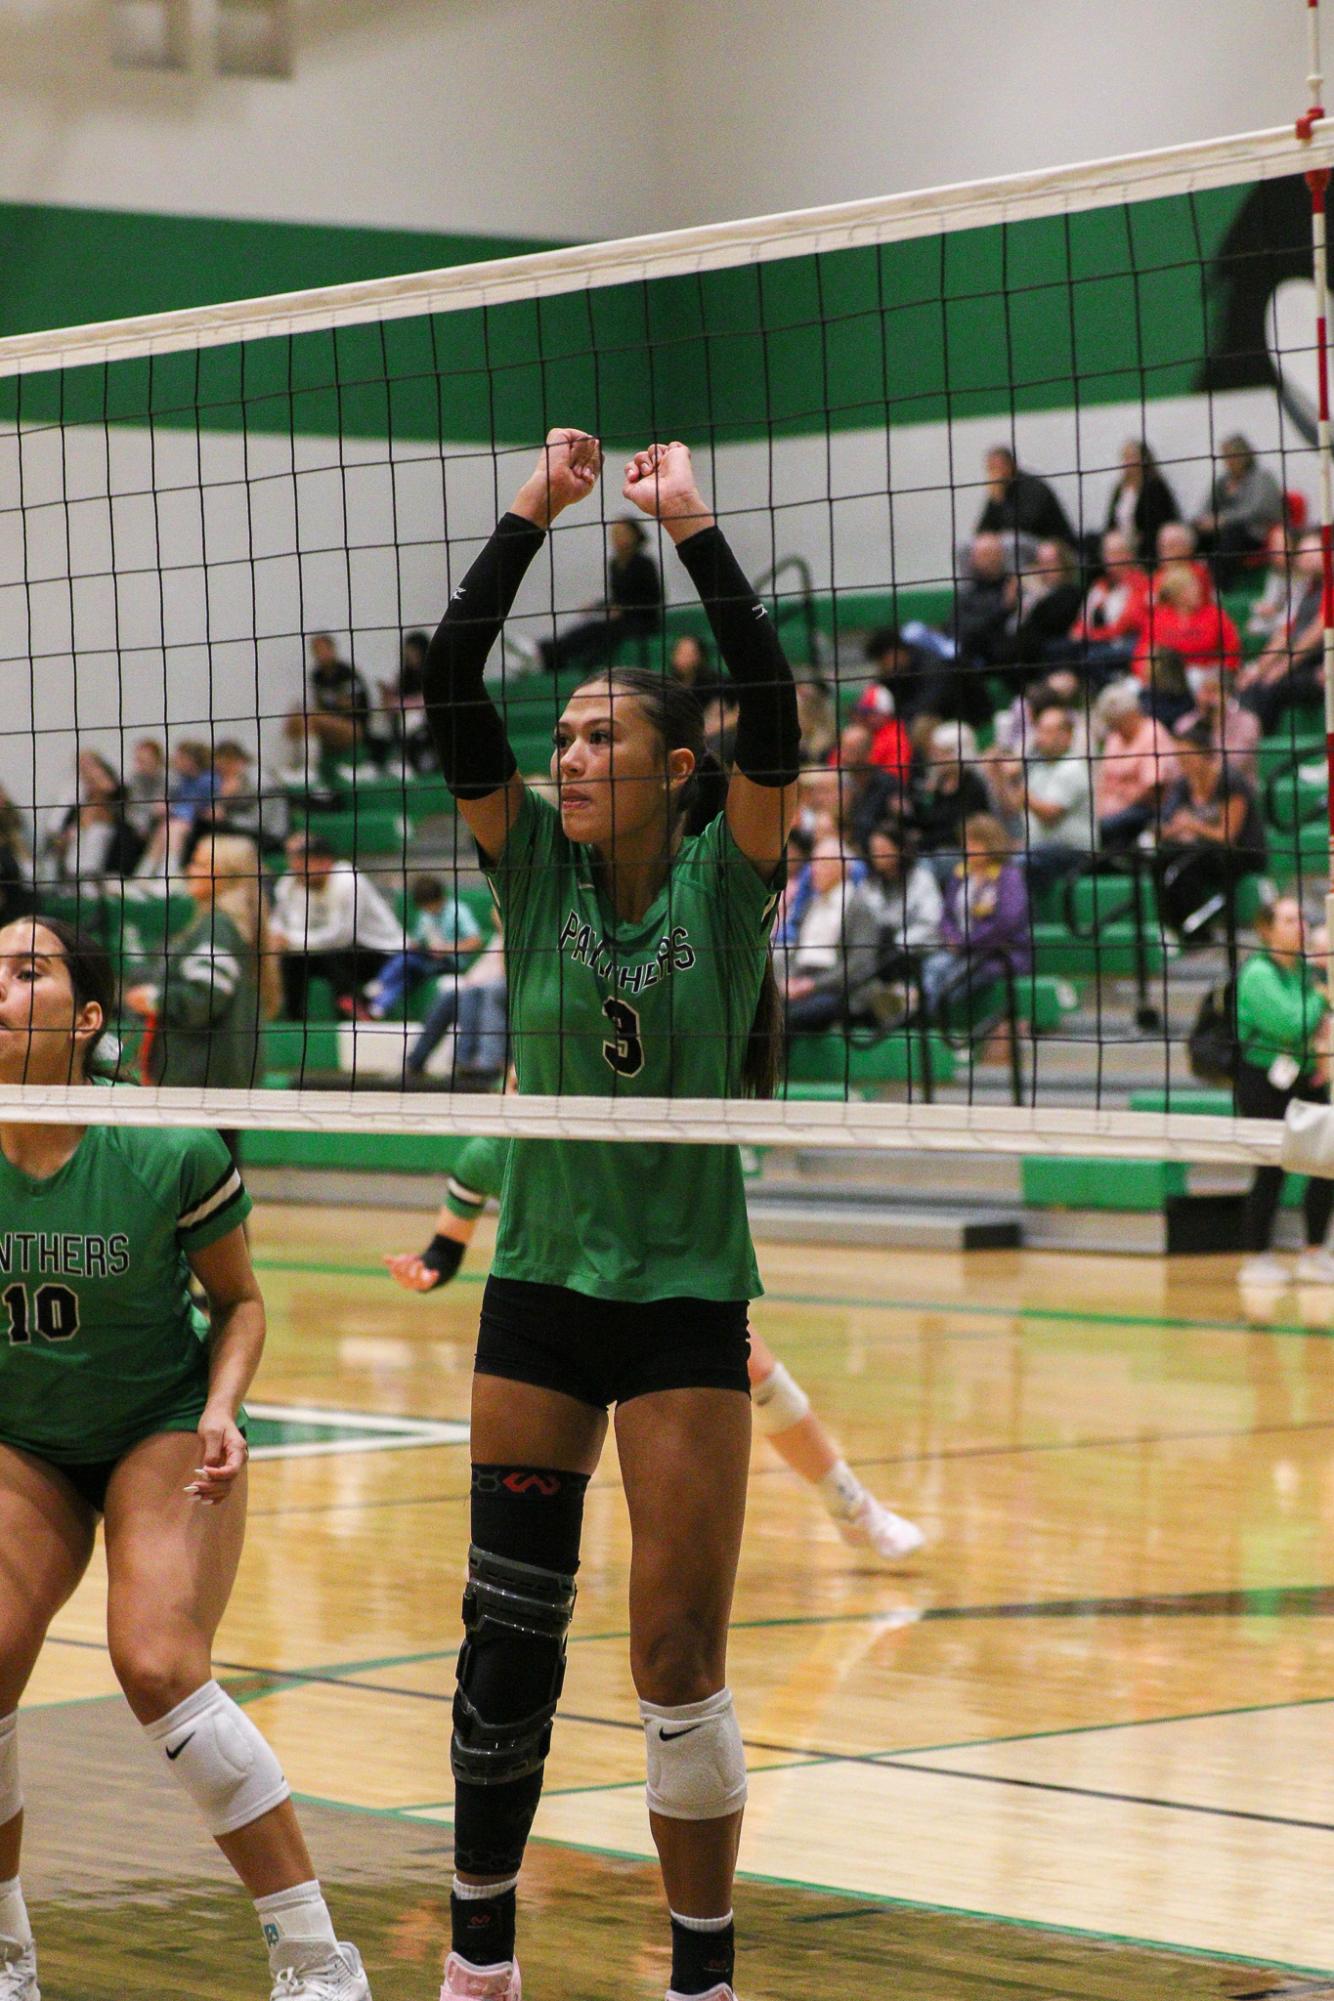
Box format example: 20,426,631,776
1296,3,1334,1040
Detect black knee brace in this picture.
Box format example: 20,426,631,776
451,1465,587,1790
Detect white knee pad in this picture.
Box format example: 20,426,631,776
751,1359,810,1437
640,1687,748,1822
144,1681,290,1837
0,1712,20,1824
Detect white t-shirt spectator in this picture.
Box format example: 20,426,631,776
272,863,403,954
1026,752,1094,852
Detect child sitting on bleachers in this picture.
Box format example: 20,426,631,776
364,873,482,1021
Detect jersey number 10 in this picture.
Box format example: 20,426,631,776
3,1282,81,1345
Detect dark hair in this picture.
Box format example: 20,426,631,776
411,872,445,905
16,915,117,1080
1177,721,1217,755
403,629,430,658
598,667,782,1099
613,517,647,548
1032,698,1072,726
214,738,250,763
293,832,336,861
864,625,905,663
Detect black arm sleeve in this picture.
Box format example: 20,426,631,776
674,526,801,786
422,512,545,800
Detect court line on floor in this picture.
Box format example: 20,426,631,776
279,1791,1334,1984
252,1255,1332,1342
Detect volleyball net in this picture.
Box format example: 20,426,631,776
2,121,1333,1165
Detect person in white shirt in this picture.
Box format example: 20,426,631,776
781,837,856,1037
994,700,1093,897
269,831,403,1019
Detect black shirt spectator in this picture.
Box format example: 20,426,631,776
668,633,724,704
308,632,370,727
976,446,1075,546
540,519,663,674
954,533,1012,666
1105,439,1180,562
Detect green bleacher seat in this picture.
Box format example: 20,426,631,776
298,806,404,857
1067,870,1156,932
785,1030,956,1087
1266,760,1326,833
1256,731,1324,786
1032,921,1164,980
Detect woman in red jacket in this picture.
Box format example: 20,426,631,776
1133,562,1240,680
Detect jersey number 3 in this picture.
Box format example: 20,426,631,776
3,1283,80,1346
601,997,645,1078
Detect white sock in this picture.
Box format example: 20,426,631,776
0,1876,31,1949
451,1872,519,1902
670,1907,733,1932
818,1459,865,1521
255,1879,336,1957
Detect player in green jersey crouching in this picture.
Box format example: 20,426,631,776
421,429,803,2001
0,916,370,2001
385,1131,924,1564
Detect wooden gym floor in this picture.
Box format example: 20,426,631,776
19,1207,1334,1999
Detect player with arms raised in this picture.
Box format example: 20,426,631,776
0,917,370,2001
423,432,799,2001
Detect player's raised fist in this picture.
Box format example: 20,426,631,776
512,427,603,529
622,440,714,540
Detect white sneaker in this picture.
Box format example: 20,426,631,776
440,1953,521,2000
1239,1254,1289,1288
0,1938,38,2001
270,1941,371,1999
837,1492,925,1562
1295,1248,1334,1284
666,1987,736,2001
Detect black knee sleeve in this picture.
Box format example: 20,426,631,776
451,1466,587,1874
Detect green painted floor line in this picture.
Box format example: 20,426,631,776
292,1794,1328,1984
251,1254,1333,1343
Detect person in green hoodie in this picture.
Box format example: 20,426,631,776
1235,893,1334,1288
124,833,281,1166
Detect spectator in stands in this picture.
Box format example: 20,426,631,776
668,633,723,703
993,699,1094,895
780,836,858,1038
908,720,991,886
1141,644,1195,733
1246,524,1300,645
1070,528,1151,681
539,517,662,673
1154,723,1266,941
1105,439,1180,562
378,629,438,775
135,738,215,877
46,750,143,886
1154,520,1214,599
1194,433,1285,588
124,737,167,843
199,740,263,845
1093,679,1177,851
975,445,1075,549
924,812,1031,1019
365,873,481,1022
1133,563,1240,681
992,538,1085,686
1174,663,1260,789
826,716,903,850
282,632,372,780
846,825,950,1025
124,833,280,1106
269,830,403,1019
795,678,837,768
1233,894,1334,1287
0,783,32,924
404,911,508,1085
774,823,817,954
1237,530,1325,732
953,532,1013,668
859,624,988,732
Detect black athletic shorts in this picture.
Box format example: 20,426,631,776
476,1276,751,1409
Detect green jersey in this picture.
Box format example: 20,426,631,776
486,790,777,1302
0,1123,251,1463
446,1135,509,1220
144,907,265,1091
1237,951,1328,1075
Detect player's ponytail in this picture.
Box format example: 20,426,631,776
26,915,118,1080
604,667,783,1099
